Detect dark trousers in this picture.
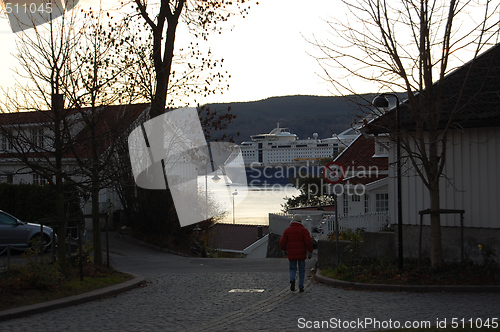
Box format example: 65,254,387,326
289,260,305,288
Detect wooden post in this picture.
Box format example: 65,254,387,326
78,222,83,281
106,213,110,270
460,211,464,263
419,212,423,268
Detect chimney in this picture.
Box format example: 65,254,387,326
257,226,263,239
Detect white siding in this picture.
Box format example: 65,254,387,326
388,126,500,229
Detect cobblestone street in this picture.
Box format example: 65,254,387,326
1,232,499,331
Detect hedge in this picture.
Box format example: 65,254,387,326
0,183,80,222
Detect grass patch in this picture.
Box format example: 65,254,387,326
0,255,134,311
320,258,500,286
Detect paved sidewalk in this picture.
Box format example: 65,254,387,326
0,276,145,322
0,232,499,331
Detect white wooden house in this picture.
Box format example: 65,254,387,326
0,103,150,219
320,134,391,233
364,44,500,262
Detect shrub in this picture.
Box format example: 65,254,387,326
0,183,81,222
2,251,64,291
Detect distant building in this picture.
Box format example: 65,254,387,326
0,103,149,218
208,223,269,258
334,134,388,217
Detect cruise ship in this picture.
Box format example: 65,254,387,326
232,124,358,186
240,124,357,166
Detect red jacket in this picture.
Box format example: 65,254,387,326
279,221,313,261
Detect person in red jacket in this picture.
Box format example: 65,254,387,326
279,214,313,292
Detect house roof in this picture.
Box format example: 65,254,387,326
366,43,500,134
334,134,388,171
333,134,388,186
71,104,149,158
290,204,335,212
0,108,78,125
343,174,387,186
0,103,149,159
208,223,269,251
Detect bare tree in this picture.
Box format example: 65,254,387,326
105,0,251,244
313,0,500,266
1,4,141,268
64,7,142,266
124,21,231,107
128,0,252,116
0,5,82,271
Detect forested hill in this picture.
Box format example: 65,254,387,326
204,94,376,143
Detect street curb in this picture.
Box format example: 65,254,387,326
0,275,146,322
314,269,500,293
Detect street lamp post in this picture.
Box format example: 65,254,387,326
232,189,238,224
205,163,221,220
205,143,221,220
372,93,404,270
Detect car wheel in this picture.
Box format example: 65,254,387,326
30,234,49,254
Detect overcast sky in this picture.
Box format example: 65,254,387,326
198,0,341,104
0,1,351,107
0,1,494,107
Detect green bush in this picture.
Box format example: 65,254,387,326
0,183,80,222
2,251,64,291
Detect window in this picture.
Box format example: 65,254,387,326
364,194,369,213
352,195,360,202
376,193,389,212
2,131,14,151
31,128,44,148
0,211,17,225
32,173,45,185
374,140,389,157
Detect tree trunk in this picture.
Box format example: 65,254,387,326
429,180,443,267
149,1,184,118
53,94,67,273
92,177,102,266
56,173,67,272
150,75,167,117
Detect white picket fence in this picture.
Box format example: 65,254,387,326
269,213,294,236
269,212,319,236
323,211,390,234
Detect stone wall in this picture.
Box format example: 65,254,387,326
318,232,396,267
362,232,396,260
318,225,500,267
317,238,352,267
266,233,286,258
398,225,500,264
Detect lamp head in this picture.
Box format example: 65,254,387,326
372,95,390,110
211,172,221,183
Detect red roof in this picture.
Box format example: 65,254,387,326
0,108,77,125
333,134,388,185
343,174,387,186
71,104,149,158
208,223,269,251
335,135,387,170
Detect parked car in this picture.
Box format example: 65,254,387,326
0,210,55,252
